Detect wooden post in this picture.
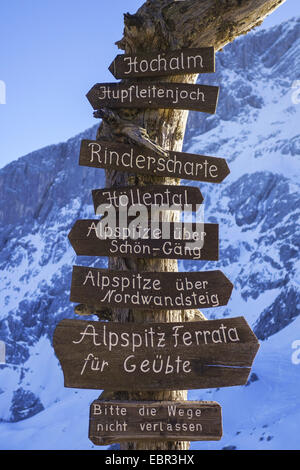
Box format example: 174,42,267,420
91,0,285,451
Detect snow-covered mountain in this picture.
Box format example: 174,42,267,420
0,17,299,450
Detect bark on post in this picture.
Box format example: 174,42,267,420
96,0,286,451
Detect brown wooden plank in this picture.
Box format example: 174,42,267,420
68,220,218,261
108,47,215,79
89,400,222,445
79,139,229,183
92,185,204,214
70,266,233,310
86,82,219,114
53,317,260,391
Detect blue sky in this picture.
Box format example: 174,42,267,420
0,0,298,168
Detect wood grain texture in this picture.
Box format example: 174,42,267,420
116,0,287,53
53,317,259,391
79,139,230,183
89,400,222,445
108,47,215,79
69,267,233,310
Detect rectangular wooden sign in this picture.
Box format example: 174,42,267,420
68,220,218,261
79,140,230,183
89,400,222,445
86,82,219,114
53,317,259,391
70,267,233,310
108,47,215,79
92,185,204,214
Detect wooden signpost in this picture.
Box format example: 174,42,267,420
79,139,230,183
68,220,219,260
86,82,219,114
91,185,204,213
53,317,259,391
51,5,268,446
109,47,215,79
89,400,222,445
69,267,233,310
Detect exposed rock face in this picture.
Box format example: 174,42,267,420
254,287,300,340
9,388,44,422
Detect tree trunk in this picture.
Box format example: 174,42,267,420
96,0,286,451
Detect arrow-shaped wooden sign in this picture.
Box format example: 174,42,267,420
92,185,204,214
79,140,230,183
68,220,218,261
89,400,222,445
108,47,215,79
70,267,233,310
53,317,259,391
86,82,219,114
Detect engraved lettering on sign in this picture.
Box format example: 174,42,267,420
89,400,222,445
109,47,215,79
123,52,203,74
70,320,239,377
79,140,229,183
53,317,259,391
71,268,232,310
68,219,217,261
92,185,204,212
86,82,219,114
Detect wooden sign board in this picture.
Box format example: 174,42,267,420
92,185,204,213
68,220,218,261
89,400,222,445
108,47,215,79
53,317,259,391
86,82,219,114
79,140,230,183
70,266,233,310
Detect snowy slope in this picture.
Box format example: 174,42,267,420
0,18,299,449
190,315,300,450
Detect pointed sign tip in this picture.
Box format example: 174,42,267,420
224,161,231,178
67,226,78,254
108,60,116,78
